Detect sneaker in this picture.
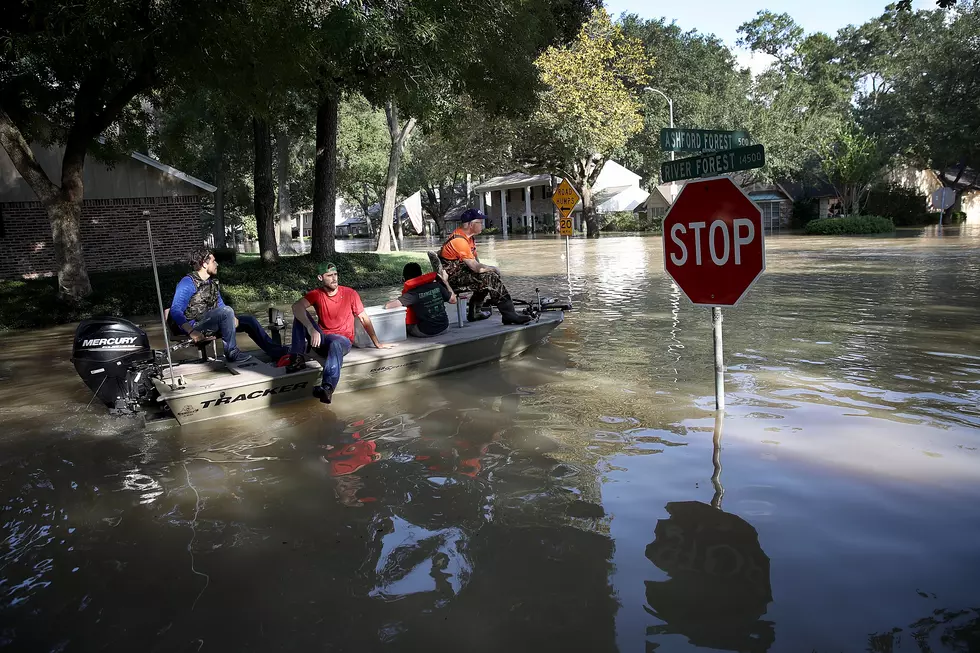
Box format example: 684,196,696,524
312,385,334,405
225,349,252,363
285,354,307,374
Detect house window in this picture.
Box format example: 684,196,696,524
506,189,511,203
545,185,553,198
762,202,781,228
651,206,667,218
521,188,526,201
530,187,534,201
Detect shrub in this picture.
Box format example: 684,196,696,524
864,184,930,226
212,247,237,265
482,226,500,235
791,197,819,227
804,215,895,235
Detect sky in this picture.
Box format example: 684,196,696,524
603,0,937,74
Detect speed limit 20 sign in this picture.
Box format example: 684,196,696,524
552,179,580,236
558,217,574,236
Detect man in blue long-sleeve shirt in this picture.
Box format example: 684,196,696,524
170,247,287,363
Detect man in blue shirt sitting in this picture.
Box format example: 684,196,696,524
170,247,287,363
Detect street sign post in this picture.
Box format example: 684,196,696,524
662,176,766,410
931,187,955,225
661,129,751,153
552,178,581,282
661,144,765,183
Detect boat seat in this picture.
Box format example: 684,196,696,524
163,308,217,362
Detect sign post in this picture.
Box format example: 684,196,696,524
552,178,581,284
931,187,955,225
662,176,766,410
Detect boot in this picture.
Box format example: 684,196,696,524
497,298,532,325
467,290,492,322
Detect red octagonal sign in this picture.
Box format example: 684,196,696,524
663,176,765,306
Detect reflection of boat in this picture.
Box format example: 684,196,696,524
72,308,565,425
645,413,775,652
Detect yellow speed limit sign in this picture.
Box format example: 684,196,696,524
552,178,580,237
558,216,574,237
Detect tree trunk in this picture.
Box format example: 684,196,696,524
213,153,225,249
253,117,278,263
311,94,338,259
0,108,93,299
275,127,293,253
581,183,601,238
376,101,417,253
360,184,375,237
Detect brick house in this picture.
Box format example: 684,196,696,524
0,145,214,280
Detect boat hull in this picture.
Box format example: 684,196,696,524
155,311,563,425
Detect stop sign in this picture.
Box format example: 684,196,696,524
663,176,765,306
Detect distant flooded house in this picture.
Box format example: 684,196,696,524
734,176,794,231
473,160,649,234
889,165,980,224
0,143,214,280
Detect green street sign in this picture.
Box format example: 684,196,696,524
661,128,751,153
661,144,766,183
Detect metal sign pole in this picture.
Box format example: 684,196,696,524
712,306,725,411
146,221,176,388
565,235,570,283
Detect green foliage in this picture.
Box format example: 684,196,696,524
212,248,238,265
0,253,424,331
857,5,980,179
239,215,258,240
617,16,751,184
600,211,662,233
804,215,895,235
816,120,888,214
864,184,931,226
792,198,820,227
530,9,653,171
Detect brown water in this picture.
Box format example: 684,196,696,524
2,229,980,652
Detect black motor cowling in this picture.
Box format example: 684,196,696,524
72,317,156,413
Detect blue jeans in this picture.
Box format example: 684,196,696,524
236,314,288,359
289,319,351,390
194,306,287,359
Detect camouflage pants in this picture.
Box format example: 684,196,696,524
442,259,511,305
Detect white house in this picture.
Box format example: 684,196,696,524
472,160,650,234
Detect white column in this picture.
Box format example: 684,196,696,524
524,185,532,233
479,191,485,215
298,211,304,248
500,189,508,236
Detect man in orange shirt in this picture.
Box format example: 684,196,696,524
438,208,531,325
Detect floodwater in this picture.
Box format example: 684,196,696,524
2,228,980,652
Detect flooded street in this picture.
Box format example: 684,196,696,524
2,229,980,652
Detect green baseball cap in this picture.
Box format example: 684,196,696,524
317,262,338,276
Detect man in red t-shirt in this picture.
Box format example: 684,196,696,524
289,262,391,404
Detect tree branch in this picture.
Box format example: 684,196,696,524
0,105,59,204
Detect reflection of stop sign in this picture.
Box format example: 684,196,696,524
663,177,765,306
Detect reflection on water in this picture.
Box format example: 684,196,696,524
2,230,980,651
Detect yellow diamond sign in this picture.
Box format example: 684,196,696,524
552,178,580,220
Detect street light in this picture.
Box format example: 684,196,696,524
644,86,677,202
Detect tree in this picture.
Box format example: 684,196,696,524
0,0,213,299
618,16,751,187
817,120,887,214
376,101,417,251
859,4,980,206
519,8,653,237
337,95,390,237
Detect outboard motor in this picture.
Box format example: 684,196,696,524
72,317,156,414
